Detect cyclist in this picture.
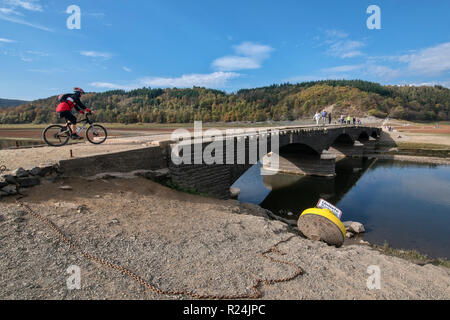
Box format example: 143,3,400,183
56,87,91,139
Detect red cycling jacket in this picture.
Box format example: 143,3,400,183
56,92,87,113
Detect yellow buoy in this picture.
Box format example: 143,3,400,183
297,208,346,247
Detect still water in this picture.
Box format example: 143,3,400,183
233,158,450,259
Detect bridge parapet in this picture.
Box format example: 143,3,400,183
167,125,381,198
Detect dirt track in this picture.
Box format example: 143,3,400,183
1,177,449,300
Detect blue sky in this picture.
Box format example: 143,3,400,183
0,0,449,100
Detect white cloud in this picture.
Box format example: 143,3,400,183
291,38,450,84
317,29,365,59
327,40,365,58
4,0,42,12
322,64,364,73
91,71,240,90
27,50,48,56
80,51,112,59
324,29,348,39
90,82,133,90
212,56,260,71
366,42,450,78
142,72,240,87
0,1,50,31
0,12,52,31
123,66,132,72
406,42,450,76
0,7,21,15
0,37,16,43
366,64,401,79
212,41,273,71
234,42,273,58
27,67,65,73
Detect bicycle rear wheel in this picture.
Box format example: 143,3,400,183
42,125,70,147
86,124,107,144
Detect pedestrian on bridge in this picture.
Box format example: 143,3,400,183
321,109,328,126
313,111,321,125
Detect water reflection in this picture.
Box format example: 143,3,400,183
233,158,450,259
261,157,375,217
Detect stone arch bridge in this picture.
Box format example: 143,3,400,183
168,125,381,198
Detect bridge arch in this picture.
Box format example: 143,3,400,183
168,125,382,198
331,133,355,146
279,143,322,156
357,131,370,141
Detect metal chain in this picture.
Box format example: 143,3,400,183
16,198,303,299
0,165,6,174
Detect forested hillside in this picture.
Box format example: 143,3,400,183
0,80,448,124
0,98,29,109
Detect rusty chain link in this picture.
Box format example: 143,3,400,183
0,165,6,174
16,198,303,299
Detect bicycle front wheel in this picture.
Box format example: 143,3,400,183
42,124,70,147
86,124,107,144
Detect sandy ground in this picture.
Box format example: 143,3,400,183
386,122,450,147
393,132,450,147
1,177,449,300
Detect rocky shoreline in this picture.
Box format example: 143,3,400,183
1,165,56,197
1,176,449,299
1,137,449,299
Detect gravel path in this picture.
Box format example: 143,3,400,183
1,177,448,300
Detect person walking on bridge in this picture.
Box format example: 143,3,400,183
313,111,321,125
321,109,327,126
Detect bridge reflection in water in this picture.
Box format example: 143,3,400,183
234,158,450,259
233,157,377,220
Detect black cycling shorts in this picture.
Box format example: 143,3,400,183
58,111,77,124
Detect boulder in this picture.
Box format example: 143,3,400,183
16,177,40,188
29,167,42,176
0,177,8,189
343,221,365,233
2,175,17,184
229,187,240,199
1,184,17,195
12,167,28,178
37,165,55,177
77,205,89,214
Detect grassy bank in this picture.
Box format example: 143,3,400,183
373,242,450,268
390,142,450,158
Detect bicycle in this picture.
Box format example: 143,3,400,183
42,112,107,147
